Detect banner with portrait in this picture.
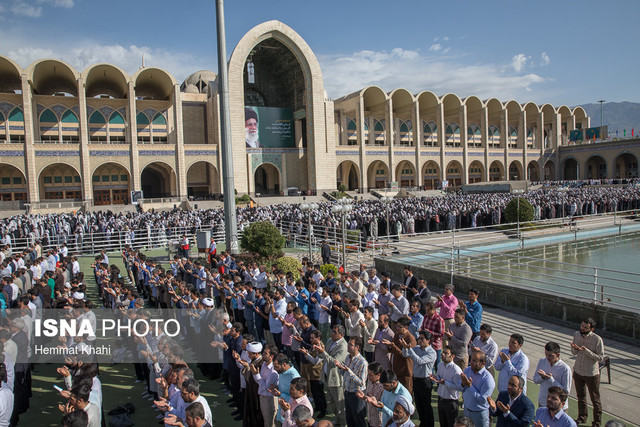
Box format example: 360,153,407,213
244,106,294,149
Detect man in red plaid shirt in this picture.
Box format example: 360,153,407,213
421,301,445,371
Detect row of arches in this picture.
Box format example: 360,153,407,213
338,86,588,150
1,55,177,100
0,161,222,205
335,153,639,190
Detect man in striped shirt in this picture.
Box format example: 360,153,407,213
336,336,368,427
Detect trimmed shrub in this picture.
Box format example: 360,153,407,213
505,196,534,223
320,263,338,278
338,184,347,192
240,221,285,258
275,256,303,282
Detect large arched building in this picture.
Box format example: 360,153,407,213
0,20,638,210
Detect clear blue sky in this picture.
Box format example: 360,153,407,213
1,0,638,107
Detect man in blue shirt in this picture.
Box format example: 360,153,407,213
401,330,436,427
495,333,530,396
460,351,495,427
533,386,577,427
459,288,482,340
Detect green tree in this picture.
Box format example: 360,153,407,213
240,221,285,258
505,196,534,223
338,184,347,192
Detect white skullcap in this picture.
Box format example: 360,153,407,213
72,292,85,300
246,341,263,353
64,282,72,288
202,298,214,307
395,396,415,416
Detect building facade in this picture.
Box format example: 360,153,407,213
0,20,638,209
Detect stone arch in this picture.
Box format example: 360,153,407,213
509,160,523,180
0,55,23,93
367,160,389,189
468,160,484,183
187,161,220,197
229,21,327,193
254,162,281,195
38,162,82,200
422,160,441,190
585,155,607,179
445,160,463,187
133,67,176,100
0,163,27,202
486,98,503,148
543,160,555,181
83,63,129,99
527,161,540,182
489,160,504,181
614,152,638,178
92,162,131,205
28,59,79,96
395,160,416,187
141,162,177,198
336,160,360,191
562,157,579,180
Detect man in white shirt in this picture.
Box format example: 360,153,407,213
532,341,572,410
430,345,462,427
0,364,14,427
469,324,499,374
69,383,100,427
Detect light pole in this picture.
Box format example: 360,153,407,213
380,196,392,244
597,99,605,131
300,199,318,263
331,197,353,272
513,189,524,239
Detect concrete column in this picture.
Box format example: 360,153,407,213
460,105,468,185
554,113,562,149
437,103,446,182
173,85,187,198
21,75,38,203
413,100,422,187
77,77,93,204
126,81,141,192
386,98,395,183
537,112,544,156
356,98,367,192
481,105,489,182
521,110,527,181
502,108,509,180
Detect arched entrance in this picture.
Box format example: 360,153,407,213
445,160,463,187
468,161,484,184
92,163,131,205
38,163,82,200
489,161,504,181
367,161,389,189
586,155,606,179
615,153,638,178
509,161,523,180
336,161,360,191
543,161,555,181
563,158,579,180
527,161,540,182
141,162,177,198
187,161,220,197
0,164,27,202
422,161,440,190
395,160,416,187
254,163,281,195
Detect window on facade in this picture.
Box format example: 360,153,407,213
64,176,72,183
12,177,21,184
54,176,62,183
102,175,109,182
1,178,9,185
111,175,119,182
121,175,128,181
93,176,100,182
44,177,52,184
74,176,81,183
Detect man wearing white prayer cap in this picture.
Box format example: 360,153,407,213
202,298,214,307
390,396,415,427
246,341,263,354
72,291,85,301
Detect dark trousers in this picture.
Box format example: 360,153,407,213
310,379,327,414
437,397,459,427
344,391,367,427
272,332,283,350
413,377,434,427
574,372,602,426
